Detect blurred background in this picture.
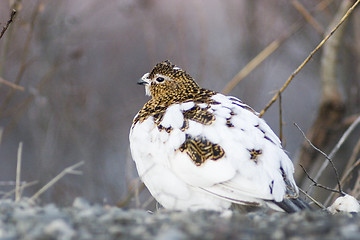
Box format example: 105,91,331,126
0,0,359,208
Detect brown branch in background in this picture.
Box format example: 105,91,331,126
350,168,360,199
340,135,360,186
290,0,324,35
0,9,16,39
222,36,290,95
322,115,360,205
0,77,25,91
221,0,333,95
1,60,60,137
299,112,360,200
314,115,360,182
259,0,359,117
0,1,43,114
0,0,22,76
316,0,334,11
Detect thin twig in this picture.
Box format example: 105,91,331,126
294,122,344,194
28,161,84,203
0,1,21,76
316,0,334,11
0,1,42,112
341,158,360,187
340,138,360,186
278,91,283,145
298,188,326,209
0,180,27,186
0,9,16,39
324,117,360,205
299,164,343,195
0,77,24,91
259,0,360,117
142,195,155,209
290,0,324,34
1,181,38,200
350,168,360,199
222,38,286,94
15,142,23,202
314,115,360,183
117,181,145,208
1,60,60,136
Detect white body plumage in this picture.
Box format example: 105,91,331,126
130,91,298,211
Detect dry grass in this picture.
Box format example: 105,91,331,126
28,161,84,204
0,141,84,203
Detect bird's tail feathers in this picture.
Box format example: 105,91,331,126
271,197,312,213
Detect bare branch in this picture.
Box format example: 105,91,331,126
299,164,343,195
340,139,360,186
0,77,25,91
298,188,326,210
0,9,16,39
294,123,344,194
259,0,360,117
0,1,43,113
314,115,360,182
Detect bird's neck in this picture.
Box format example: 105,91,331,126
133,88,216,125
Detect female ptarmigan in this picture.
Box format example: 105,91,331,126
129,60,309,213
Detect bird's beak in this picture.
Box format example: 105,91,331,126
138,73,150,85
138,73,151,96
137,79,148,85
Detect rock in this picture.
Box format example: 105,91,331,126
328,194,360,214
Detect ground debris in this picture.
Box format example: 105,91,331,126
0,198,359,240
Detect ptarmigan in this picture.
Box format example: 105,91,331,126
129,60,310,213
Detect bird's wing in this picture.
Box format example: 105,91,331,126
171,93,297,203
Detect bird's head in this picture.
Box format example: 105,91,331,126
138,60,200,102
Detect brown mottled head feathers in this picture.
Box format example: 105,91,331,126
149,60,198,86
134,61,217,125
146,61,202,101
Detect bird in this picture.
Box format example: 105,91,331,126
129,60,310,213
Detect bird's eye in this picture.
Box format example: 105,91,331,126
156,77,165,83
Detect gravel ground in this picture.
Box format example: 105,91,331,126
0,198,359,240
